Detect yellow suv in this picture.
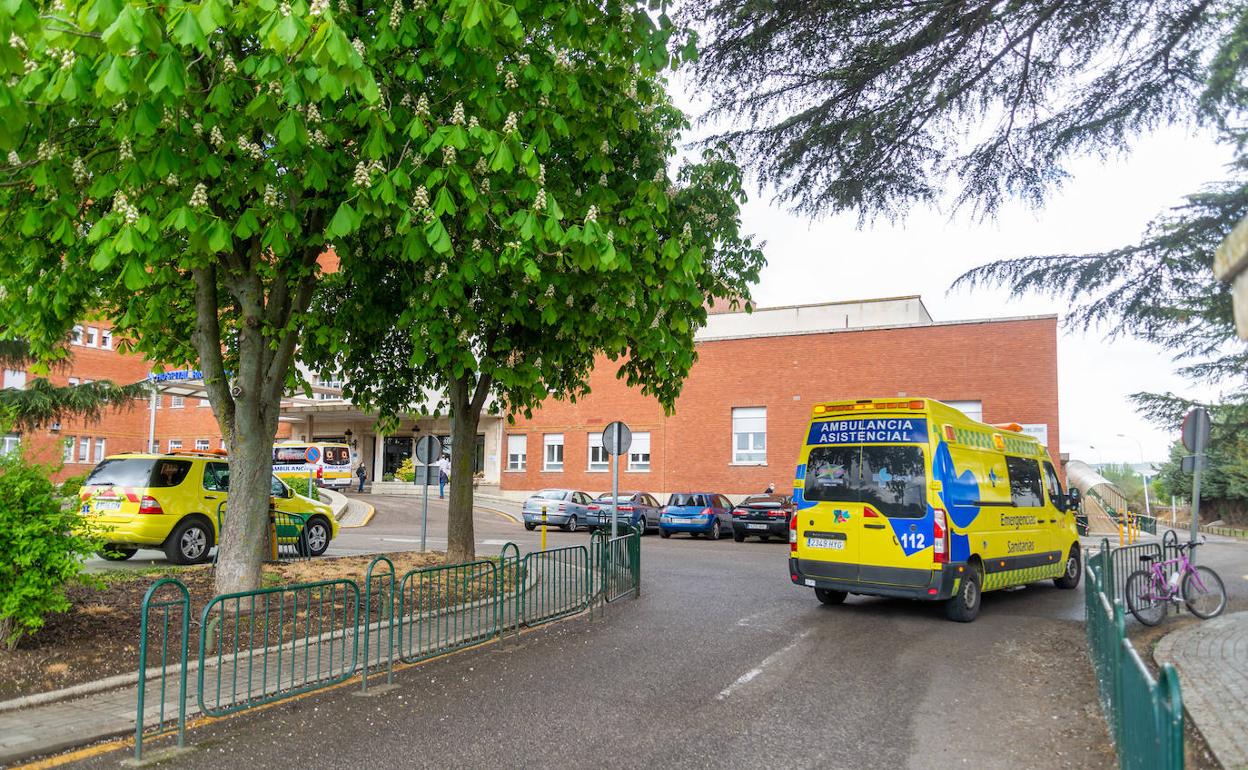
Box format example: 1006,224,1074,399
79,451,339,565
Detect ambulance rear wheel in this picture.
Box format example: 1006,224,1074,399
945,563,982,622
815,588,847,606
1054,545,1081,589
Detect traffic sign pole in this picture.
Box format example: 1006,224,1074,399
415,435,443,553
1182,408,1211,548
602,421,631,539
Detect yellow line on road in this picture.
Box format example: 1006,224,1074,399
339,501,376,528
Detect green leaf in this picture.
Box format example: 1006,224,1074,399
102,5,143,51
329,202,358,238
424,218,452,254
433,187,457,217
147,52,186,95
490,142,514,173
101,56,130,94
462,0,485,29
170,7,208,51
274,14,299,46
122,257,149,290
208,219,232,252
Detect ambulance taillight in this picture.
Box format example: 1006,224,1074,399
933,508,948,563
789,510,798,553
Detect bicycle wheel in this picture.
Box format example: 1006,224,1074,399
1183,566,1227,619
1125,570,1166,626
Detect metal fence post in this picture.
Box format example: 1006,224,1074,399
361,556,396,693
135,578,190,762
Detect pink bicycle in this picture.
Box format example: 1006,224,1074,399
1125,539,1226,626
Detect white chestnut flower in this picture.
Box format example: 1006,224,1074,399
584,205,597,224
450,101,465,125
681,222,692,240
472,239,481,250
165,173,178,187
189,183,209,209
118,137,134,161
555,49,571,69
351,38,366,58
442,145,456,165
467,115,478,129
9,34,26,50
600,139,609,154
415,94,430,117
538,93,549,108
412,185,429,208
279,1,291,15
534,188,546,211
222,55,237,74
474,157,487,175
502,111,517,133
518,53,530,66
112,191,139,225
598,173,607,186
209,126,225,147
310,128,329,147
309,0,329,15
495,61,504,75
537,163,545,184
305,103,322,123
480,177,490,193
383,223,393,237
72,157,88,183
389,0,402,28
504,70,517,89
37,141,57,161
263,183,278,207
192,122,204,136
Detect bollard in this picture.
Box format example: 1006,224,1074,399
1118,518,1124,548
540,505,548,550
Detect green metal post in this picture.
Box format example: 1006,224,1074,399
135,578,190,762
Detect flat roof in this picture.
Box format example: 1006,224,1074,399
695,313,1058,344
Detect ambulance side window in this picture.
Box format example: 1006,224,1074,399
1042,462,1064,508
203,462,230,492
1005,456,1043,508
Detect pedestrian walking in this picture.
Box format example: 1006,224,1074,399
355,464,367,493
437,454,451,499
764,482,776,494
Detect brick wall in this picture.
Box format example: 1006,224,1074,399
500,316,1060,497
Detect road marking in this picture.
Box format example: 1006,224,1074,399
716,629,811,701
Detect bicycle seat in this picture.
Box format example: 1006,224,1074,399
1138,554,1156,562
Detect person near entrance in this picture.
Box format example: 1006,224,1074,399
355,463,367,493
437,454,451,499
764,482,776,494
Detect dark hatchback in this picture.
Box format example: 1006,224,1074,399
731,494,794,542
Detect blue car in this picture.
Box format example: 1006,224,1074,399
659,493,735,540
522,489,595,532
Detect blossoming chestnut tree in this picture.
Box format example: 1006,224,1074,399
0,0,763,586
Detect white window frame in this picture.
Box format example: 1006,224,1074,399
3,369,26,389
506,434,527,471
628,432,651,472
170,395,185,409
587,432,609,472
100,328,112,349
94,437,106,461
168,439,182,452
85,326,98,347
732,407,767,465
63,437,75,462
199,398,211,407
78,436,91,463
195,438,210,451
1,433,21,457
71,325,83,345
543,434,564,472
68,377,80,386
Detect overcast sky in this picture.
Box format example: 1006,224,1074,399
673,80,1235,466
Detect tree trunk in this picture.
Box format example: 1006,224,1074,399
445,373,484,564
214,398,274,595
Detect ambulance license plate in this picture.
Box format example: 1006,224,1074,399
806,536,844,550
94,500,122,511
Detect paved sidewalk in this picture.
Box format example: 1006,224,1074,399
1155,611,1248,770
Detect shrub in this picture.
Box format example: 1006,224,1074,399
57,472,89,497
285,476,315,499
0,452,101,649
395,457,415,483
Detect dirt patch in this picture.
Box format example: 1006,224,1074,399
0,552,459,702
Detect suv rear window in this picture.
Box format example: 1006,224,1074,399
805,446,926,518
667,494,706,507
85,458,193,488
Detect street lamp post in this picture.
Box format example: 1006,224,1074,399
1117,433,1152,520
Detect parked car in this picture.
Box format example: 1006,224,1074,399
587,492,662,534
731,494,794,542
79,450,338,564
522,489,594,532
659,493,735,540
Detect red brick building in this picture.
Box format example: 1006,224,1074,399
4,321,236,479
497,296,1060,498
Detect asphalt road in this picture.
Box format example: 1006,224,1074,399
68,495,1232,769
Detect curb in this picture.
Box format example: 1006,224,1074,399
477,505,520,525
339,501,375,529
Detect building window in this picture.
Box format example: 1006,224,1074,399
199,398,211,407
945,400,983,423
168,439,182,452
100,328,112,349
195,439,210,451
85,327,98,347
543,434,564,472
732,407,767,464
68,377,80,386
71,325,83,344
628,432,651,472
220,439,228,452
506,434,527,471
170,395,184,408
150,440,159,453
1,434,20,457
78,436,91,463
94,437,106,460
63,437,75,462
587,432,609,472
3,369,26,389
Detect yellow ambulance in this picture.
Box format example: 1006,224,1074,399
788,398,1081,621
272,441,353,489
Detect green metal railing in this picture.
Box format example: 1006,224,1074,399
138,537,638,751
197,579,360,716
135,578,190,762
397,559,499,663
1085,544,1185,769
521,545,593,626
361,556,396,693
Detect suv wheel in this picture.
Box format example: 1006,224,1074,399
165,518,212,565
296,516,332,557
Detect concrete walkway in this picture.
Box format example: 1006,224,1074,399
1155,611,1248,770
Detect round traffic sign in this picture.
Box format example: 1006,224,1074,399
1181,407,1211,453
415,435,443,465
304,446,321,463
603,420,632,456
